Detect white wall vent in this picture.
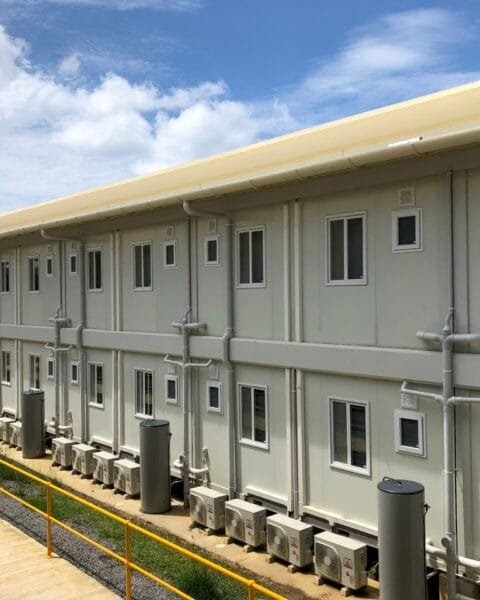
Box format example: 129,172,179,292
401,392,418,410
208,219,217,233
209,364,219,380
225,499,266,548
190,486,227,532
266,513,313,569
47,244,53,253
314,530,367,592
398,187,415,208
71,242,76,250
167,363,176,375
166,225,175,239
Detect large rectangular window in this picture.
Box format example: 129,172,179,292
87,249,102,291
237,227,265,287
29,354,40,390
330,398,369,474
1,351,11,385
88,363,103,406
133,242,152,289
326,213,366,284
1,259,10,293
239,384,268,448
28,256,40,293
135,369,153,417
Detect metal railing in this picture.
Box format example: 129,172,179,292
0,458,285,600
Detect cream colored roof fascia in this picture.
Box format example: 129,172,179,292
2,80,480,239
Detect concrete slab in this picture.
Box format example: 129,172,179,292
0,446,380,599
0,518,120,600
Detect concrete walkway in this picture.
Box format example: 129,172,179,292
0,518,120,600
0,446,380,599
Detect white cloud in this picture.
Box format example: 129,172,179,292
0,8,479,212
58,52,81,78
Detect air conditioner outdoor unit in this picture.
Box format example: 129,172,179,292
225,498,267,549
266,513,313,571
9,421,22,449
113,458,140,497
314,531,367,592
0,416,15,444
190,486,227,533
52,437,76,468
92,451,118,487
72,443,97,477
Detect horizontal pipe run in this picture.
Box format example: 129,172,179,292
417,331,443,343
426,543,480,570
400,382,443,403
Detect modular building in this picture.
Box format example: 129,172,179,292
1,82,480,578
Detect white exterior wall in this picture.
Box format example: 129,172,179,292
2,149,480,558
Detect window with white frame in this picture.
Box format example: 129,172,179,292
69,254,78,275
1,350,11,385
133,242,152,289
29,354,40,390
87,249,102,291
165,375,179,405
326,213,366,284
205,235,220,266
164,240,177,268
239,384,268,448
70,361,79,385
134,369,153,417
88,363,103,406
206,381,222,414
47,357,55,380
237,227,265,287
28,256,40,293
46,255,54,277
1,259,10,293
330,398,370,474
394,410,425,456
392,208,422,252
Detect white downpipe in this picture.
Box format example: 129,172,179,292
182,200,237,499
14,247,21,418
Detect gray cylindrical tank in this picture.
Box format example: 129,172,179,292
378,477,426,600
140,419,171,514
21,389,45,459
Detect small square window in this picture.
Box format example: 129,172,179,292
71,361,79,385
164,240,177,269
47,357,55,380
206,381,222,414
394,410,425,456
46,256,54,277
69,254,78,275
205,235,220,266
165,375,179,405
392,209,422,252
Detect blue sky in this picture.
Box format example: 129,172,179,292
0,1,479,211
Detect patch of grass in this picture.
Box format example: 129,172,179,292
0,459,270,599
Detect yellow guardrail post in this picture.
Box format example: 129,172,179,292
248,579,255,600
125,519,132,600
46,482,52,558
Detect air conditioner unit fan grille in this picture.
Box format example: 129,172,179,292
267,524,288,561
316,542,340,582
226,507,245,542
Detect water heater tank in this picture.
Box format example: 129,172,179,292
140,419,171,514
21,389,45,459
378,477,426,600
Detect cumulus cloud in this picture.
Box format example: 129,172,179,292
0,8,479,211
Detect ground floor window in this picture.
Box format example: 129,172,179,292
329,398,370,474
88,363,103,406
165,375,179,405
394,410,425,456
29,354,40,390
1,350,11,385
206,381,222,414
239,384,268,448
135,369,153,417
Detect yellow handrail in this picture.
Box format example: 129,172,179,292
0,457,286,600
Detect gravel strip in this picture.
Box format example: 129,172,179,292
0,493,176,600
